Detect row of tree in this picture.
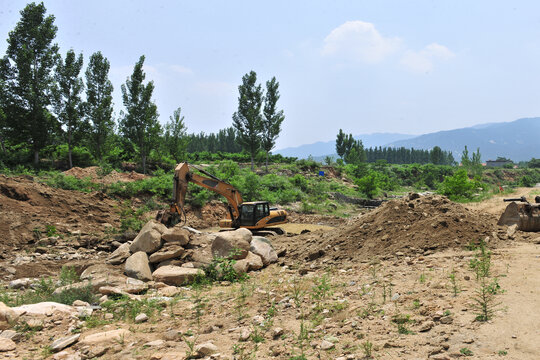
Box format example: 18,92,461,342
0,3,286,173
335,129,455,165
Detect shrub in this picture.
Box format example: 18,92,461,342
438,169,481,200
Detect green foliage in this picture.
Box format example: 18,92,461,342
164,107,189,162
101,295,163,322
233,71,264,170
53,144,94,167
42,173,99,192
197,249,247,284
85,51,115,161
460,348,473,356
355,173,378,199
119,55,161,174
53,48,85,169
1,2,59,166
438,169,484,200
261,77,285,170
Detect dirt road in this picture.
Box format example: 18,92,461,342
470,242,540,359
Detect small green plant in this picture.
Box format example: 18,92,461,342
59,266,79,286
392,313,414,335
45,225,58,237
472,277,499,322
449,269,460,296
251,325,265,343
419,273,426,283
498,350,508,356
460,347,473,356
361,339,374,358
412,299,421,309
198,248,247,284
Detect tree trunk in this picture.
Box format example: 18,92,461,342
142,152,147,174
0,134,5,154
68,130,73,169
250,152,255,171
265,152,269,173
33,149,39,167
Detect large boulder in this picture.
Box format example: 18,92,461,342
130,220,167,254
124,252,153,281
250,236,277,266
106,242,131,265
244,251,264,271
11,302,77,316
211,228,252,260
0,302,19,330
152,265,202,286
161,226,190,246
80,329,131,345
148,244,184,264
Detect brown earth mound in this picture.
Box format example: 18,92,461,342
64,166,147,184
0,175,120,253
282,194,499,263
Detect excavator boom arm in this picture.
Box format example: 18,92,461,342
173,162,243,219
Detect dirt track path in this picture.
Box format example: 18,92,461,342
464,187,538,215
466,242,540,359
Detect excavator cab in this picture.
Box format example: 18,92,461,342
239,202,270,226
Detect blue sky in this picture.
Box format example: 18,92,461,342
1,1,540,149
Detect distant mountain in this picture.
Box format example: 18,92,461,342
386,117,540,162
275,133,415,159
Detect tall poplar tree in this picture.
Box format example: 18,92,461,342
261,77,285,172
1,2,59,166
85,51,114,161
232,71,263,171
119,55,160,174
53,49,84,168
164,107,188,162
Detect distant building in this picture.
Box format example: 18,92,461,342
486,158,513,167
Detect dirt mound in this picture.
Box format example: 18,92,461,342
282,194,499,262
0,175,121,253
182,201,228,229
64,166,147,184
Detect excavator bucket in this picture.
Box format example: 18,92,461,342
498,200,540,232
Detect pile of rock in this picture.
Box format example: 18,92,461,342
106,220,278,286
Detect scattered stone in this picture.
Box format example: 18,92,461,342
11,302,76,316
152,265,202,286
144,339,165,347
506,224,518,238
161,226,190,246
163,329,179,341
272,327,284,339
440,316,453,324
125,251,153,281
239,328,251,341
320,339,335,350
158,286,182,297
149,244,184,264
135,313,148,323
195,342,218,357
8,278,32,289
250,237,278,265
0,330,20,341
130,220,166,254
211,228,252,260
106,243,131,265
72,300,90,307
0,337,16,352
0,302,19,330
419,321,434,332
80,329,130,345
50,334,80,352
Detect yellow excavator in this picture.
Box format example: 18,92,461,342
498,196,540,232
157,162,288,233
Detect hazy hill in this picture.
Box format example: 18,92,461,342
276,133,415,159
387,117,540,162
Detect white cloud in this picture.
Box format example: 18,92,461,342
322,21,401,63
400,42,455,73
170,64,194,75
